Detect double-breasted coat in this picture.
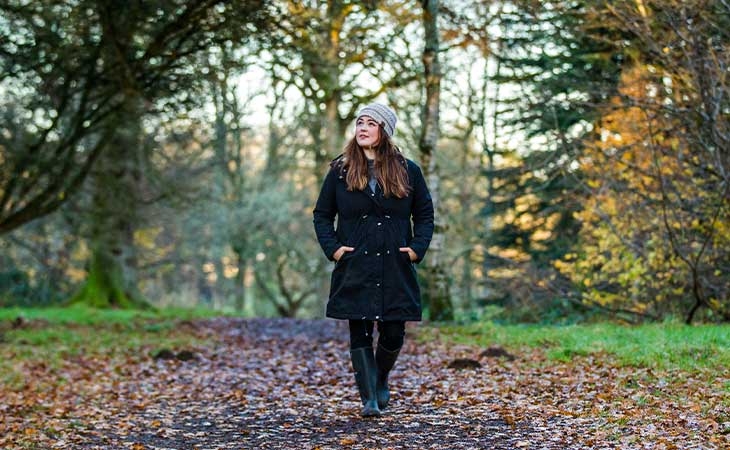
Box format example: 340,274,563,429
312,154,434,321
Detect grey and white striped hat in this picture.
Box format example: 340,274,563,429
356,103,397,137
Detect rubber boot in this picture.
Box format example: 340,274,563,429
375,344,401,409
350,347,381,417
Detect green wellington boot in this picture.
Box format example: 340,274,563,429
375,344,401,409
349,347,382,417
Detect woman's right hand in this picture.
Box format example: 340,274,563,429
333,246,355,261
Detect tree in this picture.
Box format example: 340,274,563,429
417,0,454,321
469,0,625,320
556,0,730,323
261,0,421,173
1,0,270,307
0,0,269,235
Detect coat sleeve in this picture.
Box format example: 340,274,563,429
313,167,343,261
408,162,434,264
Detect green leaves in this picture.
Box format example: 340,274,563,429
0,0,271,234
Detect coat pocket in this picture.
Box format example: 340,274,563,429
399,248,413,265
334,248,355,268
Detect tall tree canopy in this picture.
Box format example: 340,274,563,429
0,0,269,234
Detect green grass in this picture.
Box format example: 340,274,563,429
3,306,727,375
0,305,227,352
0,304,225,325
0,306,231,390
430,321,730,372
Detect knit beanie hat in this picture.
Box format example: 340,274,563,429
356,103,397,137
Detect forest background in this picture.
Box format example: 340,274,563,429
1,0,728,325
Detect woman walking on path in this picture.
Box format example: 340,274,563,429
313,103,434,417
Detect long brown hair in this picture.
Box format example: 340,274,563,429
336,125,411,198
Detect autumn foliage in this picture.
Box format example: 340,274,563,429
554,1,729,323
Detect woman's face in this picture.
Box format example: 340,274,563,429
355,115,381,148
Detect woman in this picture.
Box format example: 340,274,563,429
312,103,434,417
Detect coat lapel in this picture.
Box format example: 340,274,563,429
360,184,386,216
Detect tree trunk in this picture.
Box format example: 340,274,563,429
481,43,501,302
69,245,145,308
264,88,284,177
69,2,153,309
70,101,149,309
233,247,248,314
419,0,453,321
316,0,346,178
459,128,474,307
324,96,343,161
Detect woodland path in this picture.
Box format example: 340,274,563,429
3,318,723,449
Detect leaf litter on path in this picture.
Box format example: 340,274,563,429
1,318,726,449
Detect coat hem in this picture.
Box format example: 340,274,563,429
326,313,422,322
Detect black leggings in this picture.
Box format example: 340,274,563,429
349,320,405,351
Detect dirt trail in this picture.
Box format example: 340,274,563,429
78,319,599,449
3,318,723,449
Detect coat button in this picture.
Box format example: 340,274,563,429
386,250,390,254
376,253,380,256
377,222,381,226
376,283,380,287
371,193,374,196
364,251,368,255
375,316,380,320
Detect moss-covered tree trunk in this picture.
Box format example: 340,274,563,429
69,246,145,308
68,2,152,309
69,99,149,309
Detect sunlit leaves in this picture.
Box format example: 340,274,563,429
556,0,730,322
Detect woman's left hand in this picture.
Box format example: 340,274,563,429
399,247,417,262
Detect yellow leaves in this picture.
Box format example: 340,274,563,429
559,98,728,314
708,298,723,311
514,193,539,213
134,226,163,250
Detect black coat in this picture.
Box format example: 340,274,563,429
312,155,434,321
